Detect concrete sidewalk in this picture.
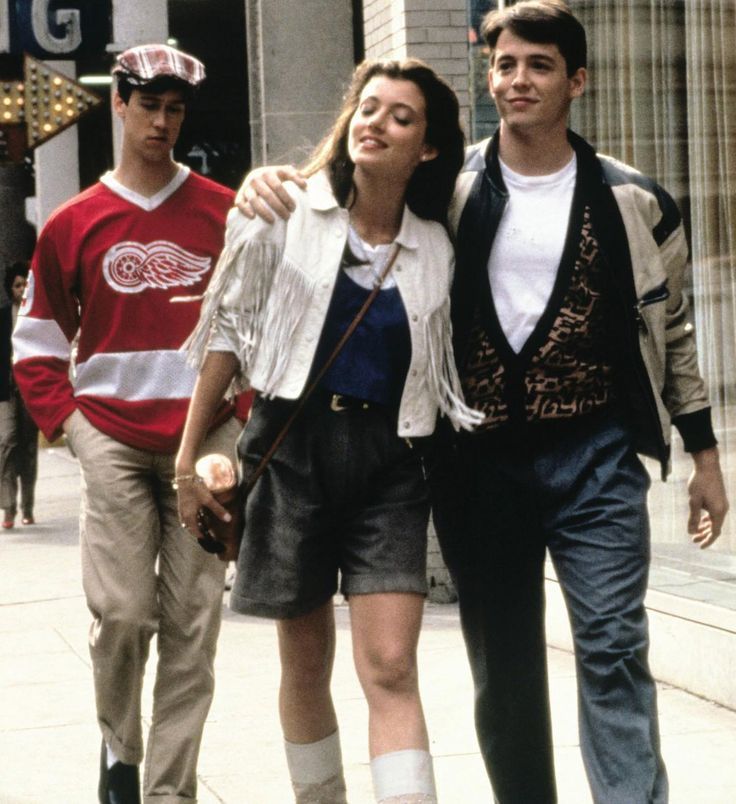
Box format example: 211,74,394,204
1,447,736,803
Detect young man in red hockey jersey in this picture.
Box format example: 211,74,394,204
13,45,241,804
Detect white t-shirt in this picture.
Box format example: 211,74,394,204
487,155,577,353
344,225,398,289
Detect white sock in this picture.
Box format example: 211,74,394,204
106,742,120,769
284,729,344,785
371,749,436,802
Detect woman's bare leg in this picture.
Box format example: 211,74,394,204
350,593,436,802
278,600,347,803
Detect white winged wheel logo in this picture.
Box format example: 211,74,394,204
102,240,212,294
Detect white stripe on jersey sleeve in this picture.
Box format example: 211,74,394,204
74,349,197,401
13,317,73,362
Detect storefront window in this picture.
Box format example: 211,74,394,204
467,1,498,140
466,1,735,564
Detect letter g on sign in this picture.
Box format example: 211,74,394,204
31,0,81,54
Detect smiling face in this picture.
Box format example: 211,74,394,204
347,75,438,184
114,87,186,163
489,29,586,137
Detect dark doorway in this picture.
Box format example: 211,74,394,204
168,0,250,190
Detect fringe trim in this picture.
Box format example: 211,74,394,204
186,235,316,394
424,301,485,431
252,255,317,395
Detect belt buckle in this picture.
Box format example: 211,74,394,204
330,393,349,412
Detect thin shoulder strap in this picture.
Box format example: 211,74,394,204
244,243,401,489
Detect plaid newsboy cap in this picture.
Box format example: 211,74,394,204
112,44,205,87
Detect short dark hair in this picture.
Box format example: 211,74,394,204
116,75,195,105
303,58,465,225
4,261,28,297
481,0,587,76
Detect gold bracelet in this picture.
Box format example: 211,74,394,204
172,474,204,490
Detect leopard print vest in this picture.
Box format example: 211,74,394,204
461,206,613,431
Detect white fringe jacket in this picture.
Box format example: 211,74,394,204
188,170,483,437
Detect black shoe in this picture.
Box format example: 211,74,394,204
98,740,141,804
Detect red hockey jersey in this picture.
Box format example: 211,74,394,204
13,167,235,453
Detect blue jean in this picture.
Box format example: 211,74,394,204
431,411,668,803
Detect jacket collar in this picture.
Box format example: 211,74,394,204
305,169,341,211
394,206,422,251
472,128,604,194
306,169,421,251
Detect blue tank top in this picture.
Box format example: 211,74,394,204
312,269,411,408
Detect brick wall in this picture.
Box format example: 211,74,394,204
362,0,471,132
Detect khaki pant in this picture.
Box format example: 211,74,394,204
67,411,242,804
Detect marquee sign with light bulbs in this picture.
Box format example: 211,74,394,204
0,52,103,162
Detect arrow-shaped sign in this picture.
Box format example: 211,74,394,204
0,53,103,161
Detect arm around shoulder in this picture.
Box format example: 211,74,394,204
234,164,306,222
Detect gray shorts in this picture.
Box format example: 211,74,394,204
229,395,430,619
